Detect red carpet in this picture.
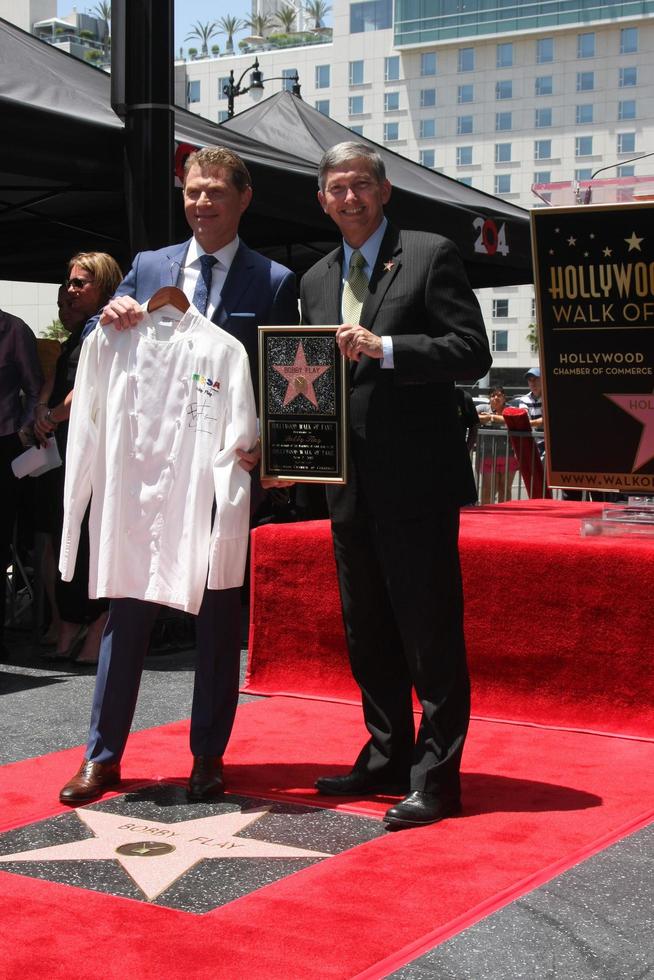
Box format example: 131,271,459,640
1,697,654,979
247,501,654,738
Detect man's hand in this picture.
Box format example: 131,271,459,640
237,442,261,472
336,324,383,362
99,296,144,330
261,477,295,490
34,405,56,446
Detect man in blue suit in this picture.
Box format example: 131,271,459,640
60,147,299,806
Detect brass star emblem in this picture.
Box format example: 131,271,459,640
625,231,644,252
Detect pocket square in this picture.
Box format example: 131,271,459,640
230,312,256,317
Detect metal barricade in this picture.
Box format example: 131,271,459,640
473,427,547,502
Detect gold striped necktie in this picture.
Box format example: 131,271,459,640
342,249,368,324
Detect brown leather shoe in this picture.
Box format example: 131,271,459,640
59,759,121,805
187,755,225,801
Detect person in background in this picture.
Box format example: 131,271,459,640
517,367,545,460
0,308,43,659
477,386,519,504
301,142,492,830
34,252,123,665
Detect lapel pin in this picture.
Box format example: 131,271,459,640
383,260,395,273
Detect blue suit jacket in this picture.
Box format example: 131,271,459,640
109,238,299,384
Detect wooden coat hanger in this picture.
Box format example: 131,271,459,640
147,286,189,312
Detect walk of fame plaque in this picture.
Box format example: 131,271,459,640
258,326,349,484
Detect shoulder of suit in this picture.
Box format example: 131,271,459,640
399,229,455,252
302,247,339,281
132,240,190,264
237,241,294,280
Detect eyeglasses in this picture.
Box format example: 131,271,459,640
65,277,94,289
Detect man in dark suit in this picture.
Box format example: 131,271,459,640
301,142,491,829
59,147,299,807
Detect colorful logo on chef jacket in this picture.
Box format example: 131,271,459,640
193,372,221,396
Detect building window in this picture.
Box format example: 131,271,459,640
575,168,592,180
187,80,201,103
533,171,551,184
459,176,473,186
492,330,509,353
575,136,593,156
537,37,553,64
618,99,636,121
457,115,473,135
315,99,330,116
421,52,436,76
217,109,229,123
535,108,552,128
350,124,364,136
620,27,638,54
493,299,509,317
420,149,435,168
349,60,364,85
496,80,512,100
495,112,512,132
384,91,399,111
576,104,593,125
495,142,511,163
617,132,636,154
458,47,474,72
349,95,364,115
420,88,436,108
281,68,298,92
384,56,399,81
577,33,595,59
350,0,392,33
457,145,472,166
534,139,552,160
494,175,511,195
496,43,513,68
218,77,230,100
315,64,330,89
576,72,594,92
384,122,399,141
420,118,436,139
457,84,474,104
617,165,635,177
535,75,552,97
619,66,637,88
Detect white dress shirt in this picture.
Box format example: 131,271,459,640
178,236,241,319
60,303,257,614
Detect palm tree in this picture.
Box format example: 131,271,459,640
217,15,245,53
244,12,277,38
185,20,220,58
91,1,111,51
275,4,299,33
304,0,330,29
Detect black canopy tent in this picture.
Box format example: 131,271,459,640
0,16,533,287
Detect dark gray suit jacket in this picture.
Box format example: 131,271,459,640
300,224,492,521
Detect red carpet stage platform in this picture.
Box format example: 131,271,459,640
247,500,654,739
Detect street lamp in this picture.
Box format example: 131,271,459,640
222,58,301,118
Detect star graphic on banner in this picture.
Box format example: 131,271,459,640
0,806,331,901
603,246,613,257
625,231,644,252
273,341,330,407
605,390,654,470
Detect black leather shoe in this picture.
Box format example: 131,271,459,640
315,771,408,797
59,759,121,805
187,755,225,801
383,791,461,830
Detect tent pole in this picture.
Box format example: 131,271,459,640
111,0,175,257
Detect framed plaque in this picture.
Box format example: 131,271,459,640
258,326,348,484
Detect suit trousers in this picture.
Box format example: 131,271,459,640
85,587,241,764
330,505,469,796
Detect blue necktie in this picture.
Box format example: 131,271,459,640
192,254,217,315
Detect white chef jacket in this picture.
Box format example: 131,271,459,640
60,303,257,615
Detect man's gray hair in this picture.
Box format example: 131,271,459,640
318,142,386,191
